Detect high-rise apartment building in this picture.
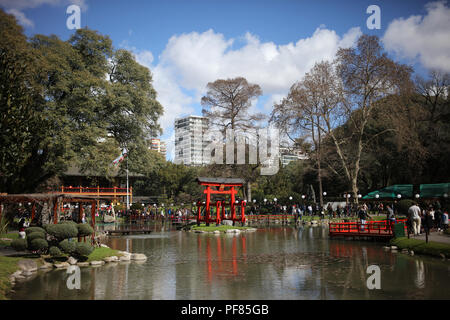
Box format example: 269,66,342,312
174,115,210,166
149,138,167,158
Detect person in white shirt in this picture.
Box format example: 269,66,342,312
408,203,422,235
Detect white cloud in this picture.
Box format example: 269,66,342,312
6,8,34,27
158,27,362,95
383,1,450,72
126,27,362,159
0,0,88,28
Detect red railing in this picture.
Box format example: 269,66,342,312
58,186,131,194
246,214,296,220
329,219,407,237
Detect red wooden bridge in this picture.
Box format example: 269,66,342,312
329,219,408,239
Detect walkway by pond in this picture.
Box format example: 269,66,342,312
414,232,450,244
9,224,450,300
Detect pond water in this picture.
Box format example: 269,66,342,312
10,223,450,300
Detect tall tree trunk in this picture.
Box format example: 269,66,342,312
317,116,323,207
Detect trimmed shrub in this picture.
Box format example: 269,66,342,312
25,227,46,235
397,199,415,216
11,238,28,251
75,242,94,257
46,223,78,240
29,238,48,251
27,232,46,242
59,239,76,254
59,220,77,225
77,223,94,237
49,246,62,257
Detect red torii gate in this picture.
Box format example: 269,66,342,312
196,177,246,226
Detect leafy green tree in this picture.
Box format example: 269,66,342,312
0,10,44,192
0,11,164,193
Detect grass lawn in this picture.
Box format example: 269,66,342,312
86,247,121,262
390,237,450,258
191,224,252,232
0,256,22,300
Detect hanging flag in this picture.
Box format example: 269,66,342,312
112,149,127,166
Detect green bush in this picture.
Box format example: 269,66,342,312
49,246,62,257
27,232,46,242
75,242,94,257
46,223,78,240
396,199,415,215
59,239,76,254
25,227,46,235
11,238,28,251
77,223,94,237
59,220,77,225
29,238,48,251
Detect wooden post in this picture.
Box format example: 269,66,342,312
222,202,225,221
53,199,58,224
231,186,236,225
0,203,2,223
31,202,36,222
130,186,133,204
205,186,211,226
91,201,96,242
197,201,201,226
216,201,221,226
241,201,246,226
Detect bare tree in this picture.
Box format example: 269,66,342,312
271,35,412,203
271,61,340,207
201,77,266,201
333,35,412,201
201,77,265,133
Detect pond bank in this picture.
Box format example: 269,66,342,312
0,244,147,300
390,237,450,259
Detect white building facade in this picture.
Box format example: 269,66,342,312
174,115,210,166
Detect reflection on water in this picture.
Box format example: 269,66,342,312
10,224,450,300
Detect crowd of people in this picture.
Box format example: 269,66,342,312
407,202,449,236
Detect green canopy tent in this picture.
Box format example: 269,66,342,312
419,183,450,199
363,184,413,200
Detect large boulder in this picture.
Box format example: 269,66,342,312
119,254,131,261
130,253,147,261
103,256,119,263
17,259,38,273
54,262,70,269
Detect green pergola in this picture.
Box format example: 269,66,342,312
363,183,449,200
419,183,450,198
363,184,413,200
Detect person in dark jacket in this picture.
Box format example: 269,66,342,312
423,209,434,235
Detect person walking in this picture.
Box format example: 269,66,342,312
435,208,442,231
408,203,422,236
327,203,333,219
358,205,370,231
424,209,434,236
442,209,449,231
387,205,395,231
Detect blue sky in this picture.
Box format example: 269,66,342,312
1,0,449,160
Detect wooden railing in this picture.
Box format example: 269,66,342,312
329,219,407,237
59,186,131,194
